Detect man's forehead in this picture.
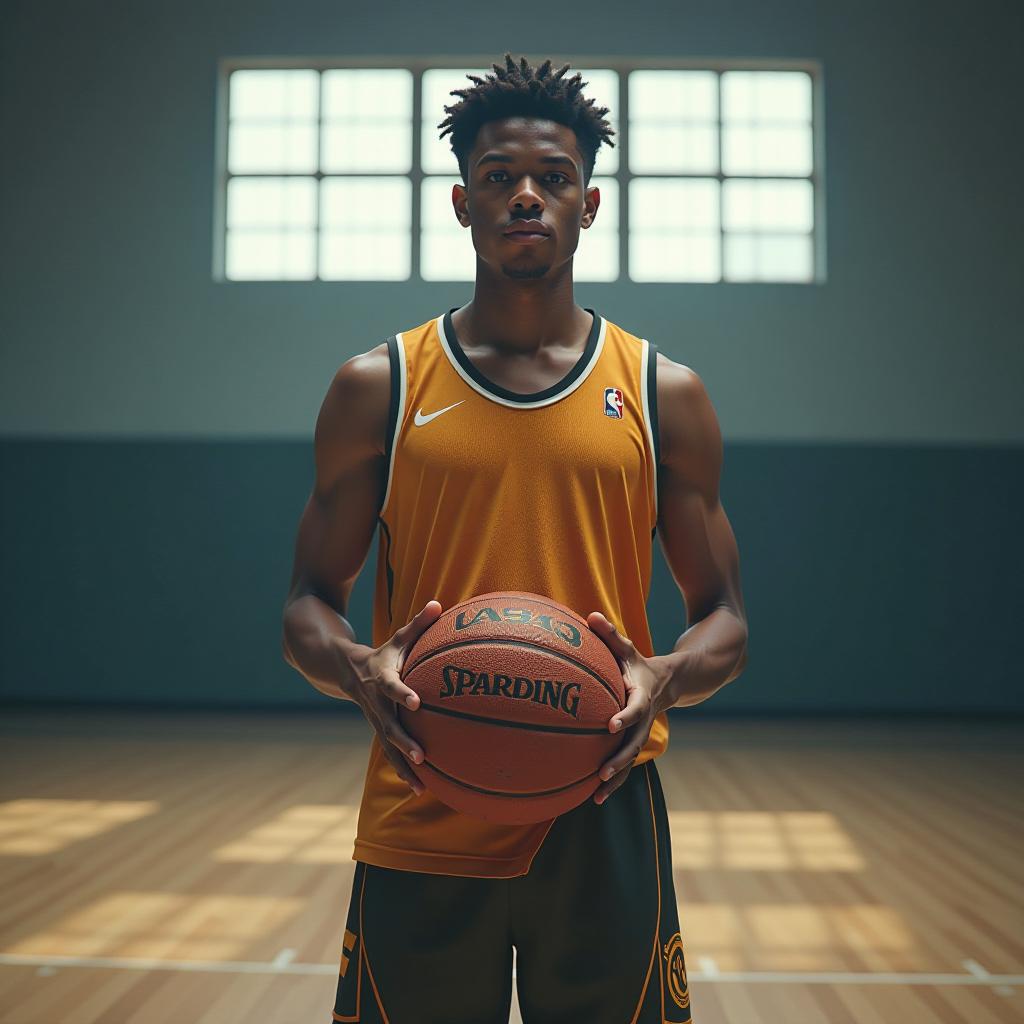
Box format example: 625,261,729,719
473,118,581,162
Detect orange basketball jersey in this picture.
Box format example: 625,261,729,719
352,306,669,877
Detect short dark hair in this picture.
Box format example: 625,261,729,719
437,53,616,187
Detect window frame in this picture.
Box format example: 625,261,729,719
214,55,826,284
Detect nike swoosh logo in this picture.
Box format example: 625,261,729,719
414,401,464,427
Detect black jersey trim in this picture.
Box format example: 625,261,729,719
380,335,401,623
383,334,400,461
647,340,660,471
648,339,660,539
378,517,395,626
441,307,601,404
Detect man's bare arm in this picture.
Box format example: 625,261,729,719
655,354,749,707
281,345,440,793
583,354,750,801
281,344,391,698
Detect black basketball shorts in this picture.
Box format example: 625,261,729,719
330,759,693,1023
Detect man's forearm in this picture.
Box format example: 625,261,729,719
282,593,364,702
658,605,748,709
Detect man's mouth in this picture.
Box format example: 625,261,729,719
503,220,550,240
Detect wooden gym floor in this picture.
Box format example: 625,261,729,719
0,708,1021,1023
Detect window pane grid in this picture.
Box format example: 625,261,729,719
627,68,816,282
225,68,414,280
220,61,820,284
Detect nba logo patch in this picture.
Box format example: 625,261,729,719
604,387,624,418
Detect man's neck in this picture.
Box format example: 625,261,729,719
455,268,591,357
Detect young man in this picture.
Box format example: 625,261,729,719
283,53,748,1024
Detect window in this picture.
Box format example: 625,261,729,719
215,59,823,283
628,70,817,282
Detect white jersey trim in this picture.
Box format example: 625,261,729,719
434,313,607,410
380,332,406,518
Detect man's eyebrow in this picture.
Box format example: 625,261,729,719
475,153,577,169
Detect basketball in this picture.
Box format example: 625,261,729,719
396,591,627,824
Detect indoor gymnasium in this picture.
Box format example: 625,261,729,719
1,3,1021,1023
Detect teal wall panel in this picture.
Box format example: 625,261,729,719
2,440,1019,712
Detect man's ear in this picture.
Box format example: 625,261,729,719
452,183,471,227
581,184,600,230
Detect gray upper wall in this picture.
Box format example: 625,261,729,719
2,0,1021,443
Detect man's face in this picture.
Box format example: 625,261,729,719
452,117,600,280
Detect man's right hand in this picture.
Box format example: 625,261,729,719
340,600,443,795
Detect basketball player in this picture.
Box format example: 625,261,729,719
282,53,749,1023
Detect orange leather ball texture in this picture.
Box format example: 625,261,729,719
397,592,626,824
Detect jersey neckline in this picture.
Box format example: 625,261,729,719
436,306,606,409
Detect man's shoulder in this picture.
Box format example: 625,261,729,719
332,311,442,392
600,318,702,391
332,342,391,399
655,354,719,479
655,351,702,391
317,343,392,459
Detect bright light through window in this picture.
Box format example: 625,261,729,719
628,68,816,282
421,68,489,176
219,62,820,283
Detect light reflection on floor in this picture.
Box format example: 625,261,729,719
4,892,306,960
669,810,866,870
0,800,159,855
680,902,915,972
0,800,914,978
213,804,359,864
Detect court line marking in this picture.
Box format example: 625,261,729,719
1,953,1022,987
962,958,990,979
962,958,1016,997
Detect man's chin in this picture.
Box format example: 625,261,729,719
500,263,551,280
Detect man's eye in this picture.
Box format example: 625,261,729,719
485,171,570,184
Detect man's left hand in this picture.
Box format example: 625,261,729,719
586,611,674,805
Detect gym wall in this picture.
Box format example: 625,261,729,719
1,0,1020,711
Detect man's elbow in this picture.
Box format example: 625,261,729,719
730,638,750,681
281,601,299,669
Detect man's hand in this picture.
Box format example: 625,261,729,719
341,600,443,796
586,611,674,805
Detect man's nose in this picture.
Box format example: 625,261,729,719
509,177,544,211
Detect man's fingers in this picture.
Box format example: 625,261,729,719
379,706,424,765
598,737,644,783
593,762,634,804
597,706,654,786
607,682,649,735
379,739,425,796
364,704,424,795
586,611,636,666
392,600,443,672
378,668,422,711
